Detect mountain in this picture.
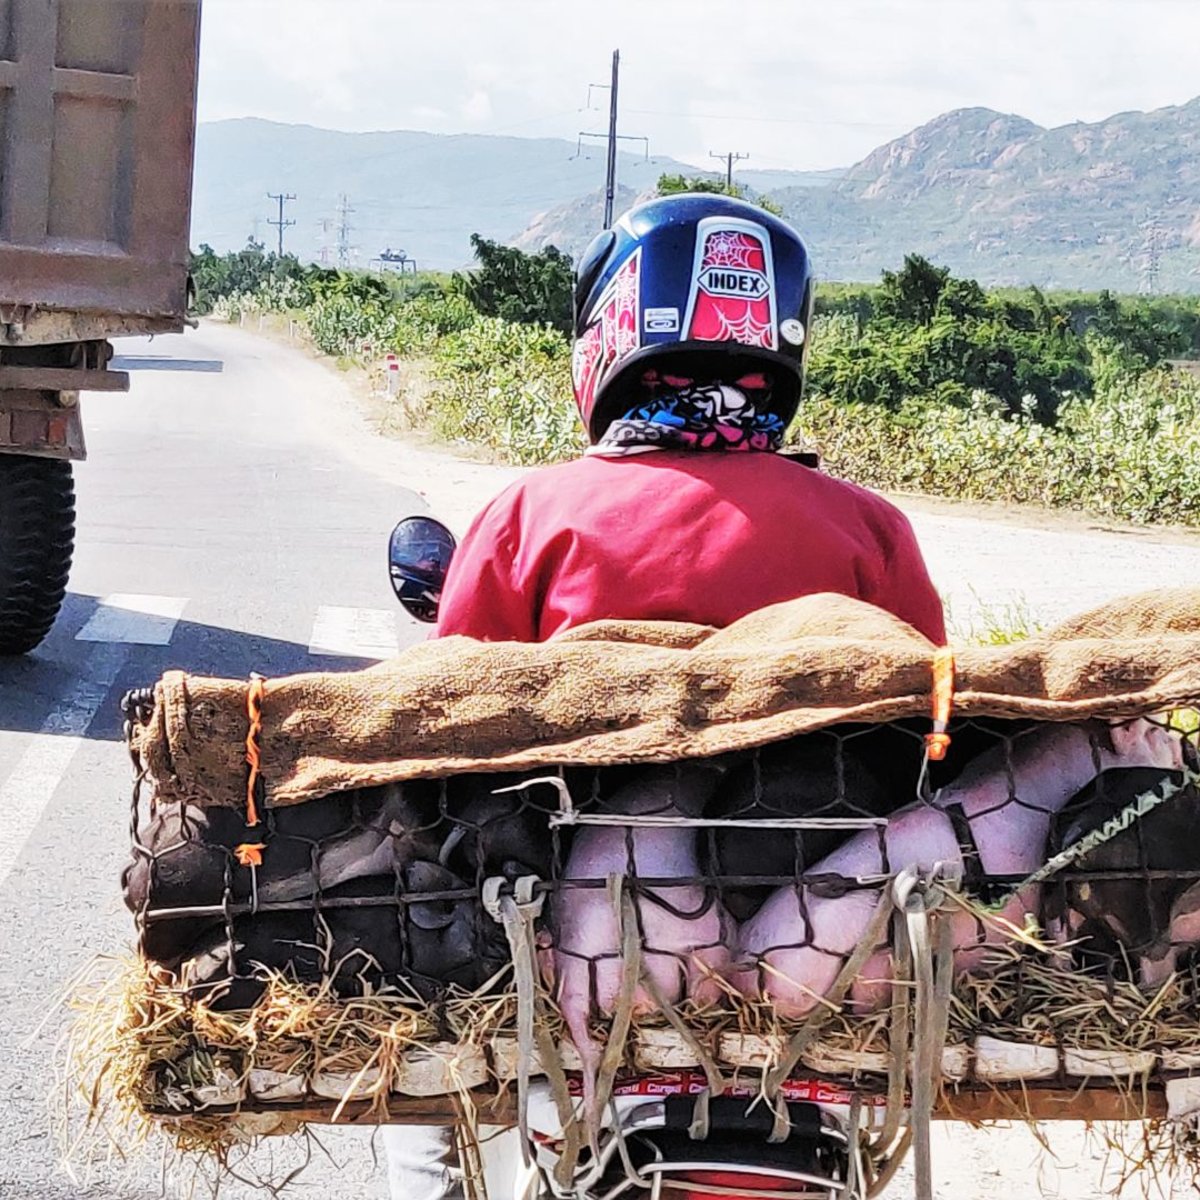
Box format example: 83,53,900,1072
513,186,645,259
512,172,844,261
193,101,1200,291
775,100,1200,291
192,120,716,271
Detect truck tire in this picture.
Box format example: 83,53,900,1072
0,456,75,655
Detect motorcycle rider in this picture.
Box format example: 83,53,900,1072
386,193,945,1199
435,194,944,645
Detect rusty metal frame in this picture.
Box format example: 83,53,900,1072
0,0,202,329
0,389,86,458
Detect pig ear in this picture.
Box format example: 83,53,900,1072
1168,881,1200,949
1139,946,1180,989
1106,718,1184,769
1105,719,1149,758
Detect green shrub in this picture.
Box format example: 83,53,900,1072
189,240,307,313
808,257,1091,424
793,366,1200,526
427,318,582,464
191,243,1200,527
305,295,399,357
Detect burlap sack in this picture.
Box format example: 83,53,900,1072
129,588,1200,809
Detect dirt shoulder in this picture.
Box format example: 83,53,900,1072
213,318,1200,629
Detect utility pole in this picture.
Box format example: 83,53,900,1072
335,194,356,268
578,50,650,229
267,191,297,256
603,50,620,227
709,150,749,191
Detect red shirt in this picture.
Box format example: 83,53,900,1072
436,451,945,644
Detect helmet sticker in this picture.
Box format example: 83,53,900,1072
780,317,807,346
683,218,778,351
572,247,642,421
644,306,680,334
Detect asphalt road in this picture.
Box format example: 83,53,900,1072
0,323,429,1199
1,320,1199,1199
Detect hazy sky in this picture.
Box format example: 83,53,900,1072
199,0,1200,171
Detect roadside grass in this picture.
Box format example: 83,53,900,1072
945,589,1046,646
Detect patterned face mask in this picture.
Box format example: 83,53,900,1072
589,370,786,457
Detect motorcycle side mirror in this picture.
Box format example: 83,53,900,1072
388,516,457,623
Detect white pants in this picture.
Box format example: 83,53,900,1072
384,1123,532,1200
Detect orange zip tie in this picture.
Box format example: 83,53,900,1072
244,675,265,828
924,646,955,761
234,842,266,868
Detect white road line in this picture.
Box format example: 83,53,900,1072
76,593,188,645
308,606,400,659
0,642,128,889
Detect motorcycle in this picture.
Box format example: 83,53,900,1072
386,515,883,1199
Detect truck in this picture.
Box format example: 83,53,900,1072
0,0,201,654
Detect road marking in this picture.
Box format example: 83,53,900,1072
0,642,128,889
76,593,187,645
308,606,400,659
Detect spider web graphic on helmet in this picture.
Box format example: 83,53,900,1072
703,230,764,271
714,307,776,347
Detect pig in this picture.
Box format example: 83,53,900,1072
1044,765,1200,988
544,762,732,1118
179,864,510,1010
124,783,438,965
437,771,556,883
734,719,1185,1018
708,739,893,919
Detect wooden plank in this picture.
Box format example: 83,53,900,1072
152,1084,1169,1129
0,365,129,392
938,1086,1167,1123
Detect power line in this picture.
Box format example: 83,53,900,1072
709,150,750,189
335,194,357,267
1140,213,1163,295
266,191,297,256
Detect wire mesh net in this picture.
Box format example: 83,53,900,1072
122,711,1200,1036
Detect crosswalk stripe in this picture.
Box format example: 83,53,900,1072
308,606,400,659
76,593,188,645
0,642,128,889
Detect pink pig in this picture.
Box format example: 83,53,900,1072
733,720,1184,1017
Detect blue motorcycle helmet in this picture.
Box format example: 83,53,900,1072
571,193,815,443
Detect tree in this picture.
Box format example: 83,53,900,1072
188,239,306,312
809,256,1093,425
656,173,784,217
453,236,574,332
877,255,951,326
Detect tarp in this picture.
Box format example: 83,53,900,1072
128,588,1200,809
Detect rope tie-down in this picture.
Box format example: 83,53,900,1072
497,773,963,1199
235,674,268,904
483,875,583,1189
751,865,956,1200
